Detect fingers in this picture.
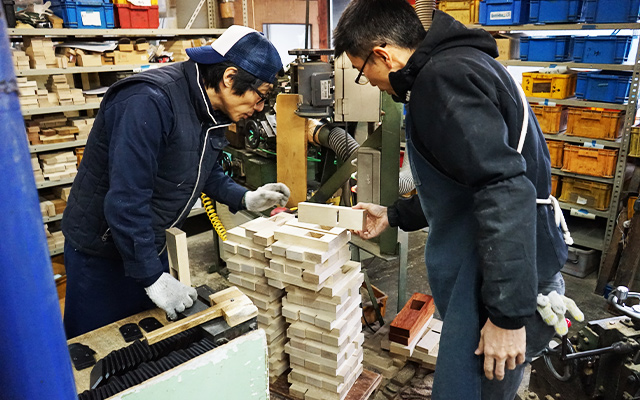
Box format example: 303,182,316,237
505,356,517,371
484,356,496,380
188,287,198,301
166,309,177,321
516,353,525,365
353,202,370,210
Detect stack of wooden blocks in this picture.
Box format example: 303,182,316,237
17,78,39,110
44,224,65,252
163,40,193,62
68,117,95,140
224,213,294,383
39,194,67,219
387,293,441,369
32,154,44,184
38,151,78,182
46,75,85,106
24,37,57,69
12,49,30,71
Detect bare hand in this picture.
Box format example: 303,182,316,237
353,203,389,240
474,319,526,380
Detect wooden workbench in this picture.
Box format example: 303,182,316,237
67,308,168,393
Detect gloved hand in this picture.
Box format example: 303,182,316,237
145,273,198,320
244,183,290,212
536,290,584,336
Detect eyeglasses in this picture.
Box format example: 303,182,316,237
355,43,386,85
252,87,269,105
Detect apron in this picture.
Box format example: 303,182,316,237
405,81,571,399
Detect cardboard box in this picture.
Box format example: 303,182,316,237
76,53,103,67
494,34,521,61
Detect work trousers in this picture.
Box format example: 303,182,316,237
63,242,163,339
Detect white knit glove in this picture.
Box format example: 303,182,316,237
244,183,290,211
145,273,198,320
536,290,584,336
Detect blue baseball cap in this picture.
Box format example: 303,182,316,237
186,25,283,83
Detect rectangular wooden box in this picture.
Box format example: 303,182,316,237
546,140,564,168
629,126,640,157
438,0,480,24
389,293,435,345
561,144,618,178
532,105,568,134
551,174,560,197
565,107,624,140
522,72,577,99
559,177,612,210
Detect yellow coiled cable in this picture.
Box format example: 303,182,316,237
200,193,227,241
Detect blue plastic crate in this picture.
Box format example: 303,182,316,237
575,71,632,103
51,0,114,29
520,36,572,61
572,36,632,64
581,0,640,23
479,0,530,25
530,0,583,23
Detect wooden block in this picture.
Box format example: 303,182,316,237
389,293,435,345
416,329,440,354
298,202,338,226
276,94,307,207
389,316,433,358
274,224,349,254
165,227,191,286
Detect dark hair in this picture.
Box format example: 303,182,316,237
333,0,427,59
197,61,265,95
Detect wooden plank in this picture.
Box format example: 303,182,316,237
276,93,307,207
165,227,191,286
297,202,367,231
614,212,640,289
389,293,435,345
389,316,433,357
596,206,627,294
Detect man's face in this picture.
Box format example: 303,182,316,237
215,82,273,123
347,52,395,96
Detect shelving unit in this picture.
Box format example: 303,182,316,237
9,27,225,256
476,22,640,272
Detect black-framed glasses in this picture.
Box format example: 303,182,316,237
252,87,269,105
355,43,386,85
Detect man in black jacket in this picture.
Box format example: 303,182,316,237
62,26,289,338
335,2,572,398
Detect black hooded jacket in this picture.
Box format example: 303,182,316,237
387,11,567,328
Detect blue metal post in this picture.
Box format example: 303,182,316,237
0,12,77,400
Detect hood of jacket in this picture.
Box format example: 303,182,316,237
389,10,499,103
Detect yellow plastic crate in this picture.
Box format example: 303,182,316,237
112,0,158,5
562,144,618,178
438,0,479,24
522,72,577,100
630,126,640,157
546,140,564,168
532,105,567,135
559,177,612,211
566,107,624,141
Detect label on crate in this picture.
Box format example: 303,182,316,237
129,0,152,5
490,11,512,20
570,208,595,220
576,196,587,205
81,11,102,27
583,141,604,149
320,79,331,100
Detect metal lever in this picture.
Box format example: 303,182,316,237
608,286,640,321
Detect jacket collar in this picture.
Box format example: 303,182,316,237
182,61,232,127
389,10,499,103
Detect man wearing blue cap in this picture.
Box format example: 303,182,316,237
62,26,289,338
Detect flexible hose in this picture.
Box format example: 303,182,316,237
398,150,415,195
201,193,227,241
316,124,360,162
316,123,415,195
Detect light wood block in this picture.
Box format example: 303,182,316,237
166,227,191,286
276,93,307,207
389,316,433,358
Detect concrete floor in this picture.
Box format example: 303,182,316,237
185,224,616,398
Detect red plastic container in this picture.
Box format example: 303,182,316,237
114,3,159,28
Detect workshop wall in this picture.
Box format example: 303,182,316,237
233,0,320,48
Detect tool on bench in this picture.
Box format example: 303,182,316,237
80,285,258,400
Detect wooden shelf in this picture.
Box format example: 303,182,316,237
564,215,607,251
23,103,101,116
8,28,225,37
16,63,170,77
468,23,640,31
29,139,87,154
544,133,621,148
551,168,615,184
527,97,628,110
49,247,64,256
558,201,610,218
36,177,76,189
43,214,64,224
500,60,636,71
